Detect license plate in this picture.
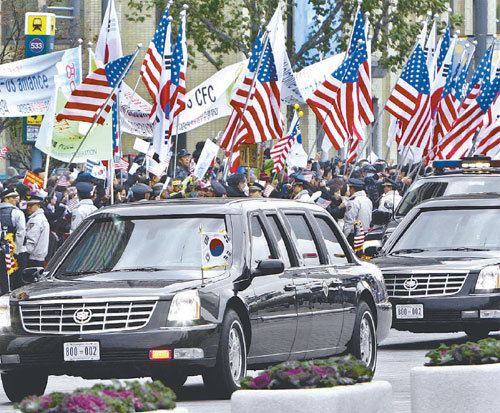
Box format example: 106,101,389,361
63,342,100,361
396,304,424,319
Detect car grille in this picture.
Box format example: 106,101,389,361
384,272,468,297
19,297,158,334
20,350,150,364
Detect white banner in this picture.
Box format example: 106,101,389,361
193,139,219,180
0,47,82,117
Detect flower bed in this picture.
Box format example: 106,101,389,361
15,380,179,413
233,355,392,413
412,338,500,413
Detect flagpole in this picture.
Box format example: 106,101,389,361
173,116,180,178
110,157,115,205
222,29,271,180
43,155,50,189
66,44,142,166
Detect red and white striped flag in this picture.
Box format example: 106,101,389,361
439,77,500,159
56,53,137,125
353,221,365,252
0,147,9,160
270,112,301,173
114,157,129,171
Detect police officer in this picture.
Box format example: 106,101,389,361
70,182,97,233
291,176,313,203
130,184,153,202
378,178,402,215
25,195,50,268
343,178,373,238
175,149,192,181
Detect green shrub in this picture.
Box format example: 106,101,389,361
14,380,176,412
425,338,500,366
241,354,373,390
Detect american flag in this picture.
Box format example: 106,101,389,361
353,221,365,252
57,175,70,188
1,234,18,275
140,5,172,103
270,112,301,173
435,25,451,73
385,44,431,149
475,114,500,157
221,31,284,152
114,157,129,171
67,197,80,213
56,53,137,125
439,76,500,159
460,45,494,113
0,147,9,159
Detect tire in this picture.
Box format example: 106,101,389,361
347,300,377,372
465,326,491,341
152,371,188,393
203,309,247,398
1,370,48,403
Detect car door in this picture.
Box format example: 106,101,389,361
313,213,359,349
284,211,344,359
264,211,312,360
246,213,298,364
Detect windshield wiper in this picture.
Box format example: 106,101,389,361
439,247,490,252
390,248,426,255
61,269,113,276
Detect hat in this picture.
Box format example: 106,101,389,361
348,178,365,190
27,195,44,205
249,182,263,192
75,173,93,183
362,164,377,173
152,183,164,197
383,178,398,188
292,175,307,186
1,188,18,199
131,184,152,199
75,182,94,198
177,149,191,158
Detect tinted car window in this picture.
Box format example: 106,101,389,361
56,216,228,279
266,214,292,268
392,208,500,252
396,181,447,216
315,215,348,264
250,215,274,266
285,214,321,266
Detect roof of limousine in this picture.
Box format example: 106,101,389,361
93,198,327,217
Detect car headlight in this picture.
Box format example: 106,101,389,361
475,266,500,293
0,296,11,328
168,290,200,322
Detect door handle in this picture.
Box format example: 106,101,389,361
284,284,296,292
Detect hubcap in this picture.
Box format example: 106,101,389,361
359,315,373,366
228,324,243,382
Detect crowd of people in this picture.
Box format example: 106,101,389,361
0,140,428,293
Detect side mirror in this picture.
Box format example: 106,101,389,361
21,267,44,285
364,246,381,258
252,259,284,278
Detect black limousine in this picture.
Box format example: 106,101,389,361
0,198,391,400
374,194,500,340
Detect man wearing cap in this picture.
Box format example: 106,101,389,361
291,177,313,203
175,149,192,181
248,182,264,198
343,178,373,239
70,182,97,233
25,196,50,268
130,184,153,202
361,164,382,206
378,178,402,214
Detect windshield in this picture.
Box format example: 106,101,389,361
391,208,500,252
396,177,500,217
56,216,229,279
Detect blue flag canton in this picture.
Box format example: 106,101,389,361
348,8,366,55
333,41,366,84
248,32,263,73
171,16,186,87
400,45,430,95
477,76,500,113
436,26,451,70
105,53,134,88
257,41,278,84
453,60,471,101
466,45,493,96
152,7,171,56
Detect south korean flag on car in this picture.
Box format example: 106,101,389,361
200,230,232,270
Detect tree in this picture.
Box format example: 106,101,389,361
126,0,463,72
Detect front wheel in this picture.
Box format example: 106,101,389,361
347,300,377,372
1,370,48,403
152,370,188,393
203,309,247,398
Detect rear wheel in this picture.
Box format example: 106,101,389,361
203,309,247,398
465,326,491,341
1,370,48,403
347,300,377,372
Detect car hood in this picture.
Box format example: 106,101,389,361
373,251,500,273
11,272,214,301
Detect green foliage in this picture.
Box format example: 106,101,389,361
126,0,463,71
241,354,373,390
14,380,176,412
425,338,500,366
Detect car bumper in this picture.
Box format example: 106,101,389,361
390,294,500,333
0,324,220,378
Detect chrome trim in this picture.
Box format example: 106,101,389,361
383,272,468,297
160,323,217,331
19,296,160,305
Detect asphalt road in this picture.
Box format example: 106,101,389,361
0,329,497,412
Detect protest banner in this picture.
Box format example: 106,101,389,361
23,171,44,190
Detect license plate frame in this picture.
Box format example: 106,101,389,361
395,304,424,319
63,341,100,361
